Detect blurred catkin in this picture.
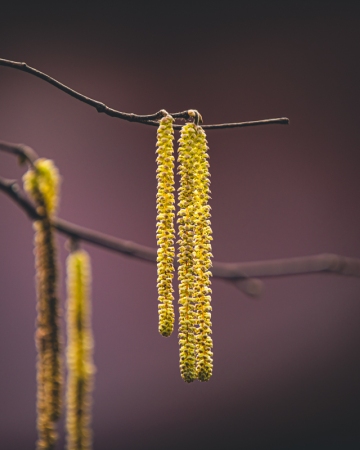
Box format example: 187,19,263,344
23,158,62,449
156,115,175,337
66,249,94,450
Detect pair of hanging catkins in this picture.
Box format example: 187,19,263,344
23,159,94,450
156,112,213,383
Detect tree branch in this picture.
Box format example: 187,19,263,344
0,58,289,130
0,175,259,294
213,255,360,279
0,141,38,165
2,175,360,299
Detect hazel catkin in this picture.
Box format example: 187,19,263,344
156,114,176,337
155,111,213,383
23,158,62,449
192,126,213,382
177,121,213,383
66,249,94,450
177,123,198,383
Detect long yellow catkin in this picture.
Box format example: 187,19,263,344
178,122,213,383
177,123,198,382
66,249,94,450
23,158,62,450
192,127,213,382
156,115,176,337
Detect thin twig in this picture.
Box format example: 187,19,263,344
2,142,360,296
0,141,38,165
0,175,240,269
214,255,360,279
145,117,290,130
0,58,289,130
0,175,260,296
2,176,360,299
201,118,290,130
0,177,40,220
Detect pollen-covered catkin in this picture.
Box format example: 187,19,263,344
177,122,213,383
177,123,198,382
23,158,62,450
156,115,176,337
23,158,60,216
66,249,94,450
192,126,213,382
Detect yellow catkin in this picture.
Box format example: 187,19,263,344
192,126,213,382
66,249,94,450
23,158,62,450
177,123,198,382
178,122,213,383
23,158,60,216
156,115,176,337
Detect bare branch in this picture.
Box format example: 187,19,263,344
0,175,239,270
2,140,360,299
214,254,360,279
146,117,290,130
2,175,360,300
0,58,289,130
0,176,40,220
201,117,290,130
0,175,261,297
0,141,38,165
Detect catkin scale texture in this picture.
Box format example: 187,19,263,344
23,158,60,216
23,159,62,450
177,123,198,383
156,115,176,337
192,127,213,382
66,250,94,450
177,122,213,383
34,218,61,449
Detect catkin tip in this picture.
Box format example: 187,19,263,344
23,158,61,215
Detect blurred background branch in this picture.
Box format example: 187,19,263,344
2,140,360,299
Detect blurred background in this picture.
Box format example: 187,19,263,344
1,1,360,449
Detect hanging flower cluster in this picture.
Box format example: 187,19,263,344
24,160,95,450
177,123,198,382
191,125,213,382
23,158,62,449
156,112,213,382
66,248,94,450
156,114,176,337
23,158,60,216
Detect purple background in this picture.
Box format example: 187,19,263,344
1,2,360,449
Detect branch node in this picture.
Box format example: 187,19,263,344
159,109,168,119
66,237,81,253
96,103,107,113
188,109,203,125
233,278,264,298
